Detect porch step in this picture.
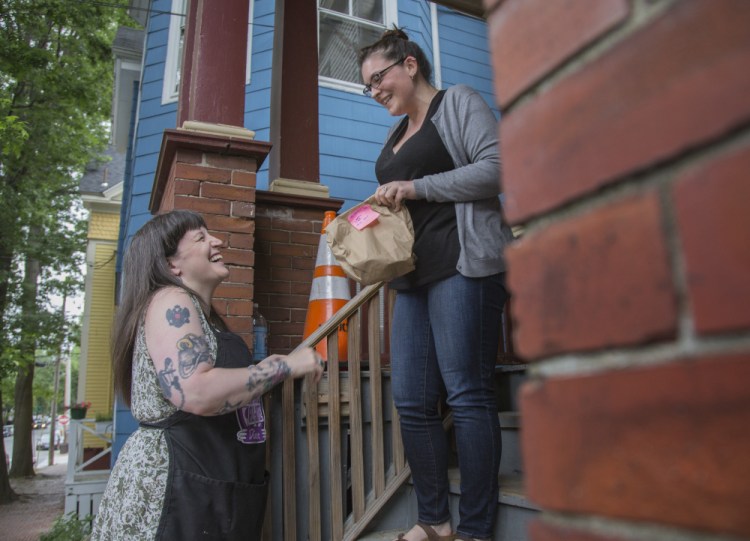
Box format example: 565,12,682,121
499,411,523,477
356,529,405,541
357,474,539,541
495,363,527,412
358,366,534,540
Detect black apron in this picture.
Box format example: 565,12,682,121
144,329,269,540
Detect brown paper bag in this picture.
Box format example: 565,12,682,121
326,195,416,285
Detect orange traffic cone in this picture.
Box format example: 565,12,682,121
303,211,350,362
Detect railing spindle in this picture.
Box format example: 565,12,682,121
347,309,366,521
327,332,344,540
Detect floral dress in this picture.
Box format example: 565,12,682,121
91,295,217,540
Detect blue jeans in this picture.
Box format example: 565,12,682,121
391,273,507,539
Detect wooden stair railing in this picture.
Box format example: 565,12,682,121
277,281,412,541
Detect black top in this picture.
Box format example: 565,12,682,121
375,90,459,290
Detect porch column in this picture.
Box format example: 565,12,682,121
177,0,249,127
267,0,328,198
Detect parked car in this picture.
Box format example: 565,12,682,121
2,424,12,438
36,432,61,451
33,415,50,429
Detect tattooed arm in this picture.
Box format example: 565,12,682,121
145,287,324,416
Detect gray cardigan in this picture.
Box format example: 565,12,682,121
385,84,515,277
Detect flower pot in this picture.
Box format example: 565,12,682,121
70,407,87,420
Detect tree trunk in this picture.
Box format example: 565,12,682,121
9,255,40,478
0,389,19,504
0,218,19,500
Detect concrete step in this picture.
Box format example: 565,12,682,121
449,470,539,541
356,529,403,540
357,474,539,541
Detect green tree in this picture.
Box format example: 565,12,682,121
0,0,125,497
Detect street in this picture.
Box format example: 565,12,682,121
4,427,69,469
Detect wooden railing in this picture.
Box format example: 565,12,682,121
268,279,519,540
64,418,112,519
275,281,410,541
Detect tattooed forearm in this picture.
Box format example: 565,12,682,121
175,333,213,378
245,355,290,395
214,398,244,416
157,357,186,409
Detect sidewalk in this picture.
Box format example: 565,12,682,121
0,454,67,540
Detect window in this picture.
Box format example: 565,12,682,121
162,0,254,105
318,0,397,93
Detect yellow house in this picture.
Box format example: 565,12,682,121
78,148,123,441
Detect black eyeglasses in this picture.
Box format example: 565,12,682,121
363,57,406,97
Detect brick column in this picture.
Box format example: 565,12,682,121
486,0,750,539
152,128,271,348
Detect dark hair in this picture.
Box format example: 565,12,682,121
111,210,224,406
358,27,433,84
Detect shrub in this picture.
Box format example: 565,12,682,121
40,512,92,541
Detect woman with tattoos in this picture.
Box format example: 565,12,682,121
91,210,324,540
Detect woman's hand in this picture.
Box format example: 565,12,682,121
374,181,416,211
285,347,325,384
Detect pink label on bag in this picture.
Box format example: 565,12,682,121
348,204,379,230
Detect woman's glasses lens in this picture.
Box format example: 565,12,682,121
363,57,405,97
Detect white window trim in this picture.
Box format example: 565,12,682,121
162,0,186,105
430,2,442,90
318,0,399,95
162,0,255,105
246,0,255,85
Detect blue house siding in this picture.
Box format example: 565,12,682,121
437,7,497,113
122,0,178,256
318,88,390,209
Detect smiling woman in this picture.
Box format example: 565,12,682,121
90,210,325,541
356,28,515,541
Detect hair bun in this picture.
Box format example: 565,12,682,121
381,26,408,42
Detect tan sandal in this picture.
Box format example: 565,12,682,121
394,522,455,541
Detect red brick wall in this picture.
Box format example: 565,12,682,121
486,0,750,539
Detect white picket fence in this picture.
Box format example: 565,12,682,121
63,418,112,519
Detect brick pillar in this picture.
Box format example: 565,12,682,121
152,128,271,348
486,0,750,539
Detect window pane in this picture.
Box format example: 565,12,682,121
175,22,185,94
320,0,348,14
354,0,383,24
319,13,383,83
